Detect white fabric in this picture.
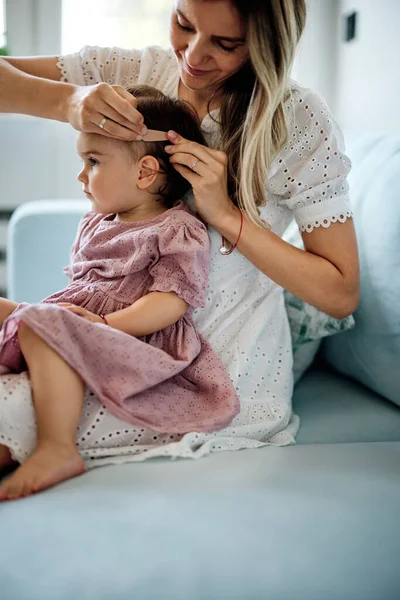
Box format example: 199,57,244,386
0,45,353,466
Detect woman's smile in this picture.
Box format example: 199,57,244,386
184,60,214,77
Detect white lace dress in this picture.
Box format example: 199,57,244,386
0,46,352,467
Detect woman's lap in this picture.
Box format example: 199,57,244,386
0,370,297,467
0,372,183,464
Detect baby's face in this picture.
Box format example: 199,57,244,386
77,133,140,215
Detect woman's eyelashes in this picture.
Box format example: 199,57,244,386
175,20,238,53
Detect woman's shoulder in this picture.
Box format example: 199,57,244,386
286,78,330,109
58,45,178,92
75,44,174,69
267,79,352,231
270,78,347,168
283,78,343,138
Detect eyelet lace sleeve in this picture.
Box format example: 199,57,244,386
270,84,353,233
56,45,176,91
56,45,144,86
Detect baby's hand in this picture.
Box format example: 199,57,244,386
57,303,104,324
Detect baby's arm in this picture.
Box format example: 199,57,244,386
105,292,188,336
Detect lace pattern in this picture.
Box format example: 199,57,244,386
299,210,353,233
269,82,353,233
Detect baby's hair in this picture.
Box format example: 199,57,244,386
125,85,207,207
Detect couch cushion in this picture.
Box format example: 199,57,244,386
8,200,87,303
294,363,400,444
1,442,399,600
322,132,400,406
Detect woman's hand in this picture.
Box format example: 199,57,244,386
66,83,147,141
57,303,104,324
165,131,237,229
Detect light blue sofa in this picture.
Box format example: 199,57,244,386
1,132,400,600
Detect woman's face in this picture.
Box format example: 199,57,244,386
169,0,249,95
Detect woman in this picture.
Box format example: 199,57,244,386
0,0,359,464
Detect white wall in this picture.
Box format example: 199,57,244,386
5,0,61,56
0,115,81,294
292,0,340,112
0,115,81,212
335,0,400,131
292,0,400,131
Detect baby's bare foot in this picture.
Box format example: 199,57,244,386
0,441,86,501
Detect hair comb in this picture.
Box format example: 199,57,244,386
139,129,169,142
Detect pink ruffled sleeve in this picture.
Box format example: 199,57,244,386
148,216,211,308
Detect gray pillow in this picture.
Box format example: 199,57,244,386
322,131,400,406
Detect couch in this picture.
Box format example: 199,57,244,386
1,132,400,600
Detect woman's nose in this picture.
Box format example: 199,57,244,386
185,38,209,68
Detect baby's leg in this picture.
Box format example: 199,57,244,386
0,324,86,501
0,298,19,327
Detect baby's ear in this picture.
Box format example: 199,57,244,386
136,155,161,190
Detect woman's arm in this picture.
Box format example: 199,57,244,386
219,207,360,320
0,56,146,139
59,291,189,336
165,132,360,320
0,56,74,119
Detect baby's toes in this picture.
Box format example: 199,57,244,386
0,483,9,501
17,469,45,497
0,468,36,500
0,475,22,500
18,477,35,498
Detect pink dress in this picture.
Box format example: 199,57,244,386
0,202,240,433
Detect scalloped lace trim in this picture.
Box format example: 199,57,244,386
299,210,353,233
56,56,68,82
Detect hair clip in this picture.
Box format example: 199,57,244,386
139,129,169,142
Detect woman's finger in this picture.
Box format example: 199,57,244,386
169,152,207,175
64,305,86,317
170,162,200,186
165,140,212,165
86,113,145,141
167,131,228,166
57,302,79,310
96,85,147,139
104,85,145,127
94,99,146,135
78,84,146,141
85,116,142,142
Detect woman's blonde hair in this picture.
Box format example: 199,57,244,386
209,0,307,228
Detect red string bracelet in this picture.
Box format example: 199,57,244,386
100,314,108,325
219,210,244,255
